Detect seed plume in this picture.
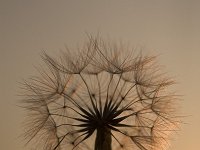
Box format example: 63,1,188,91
21,36,180,150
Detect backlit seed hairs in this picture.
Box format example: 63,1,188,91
21,37,180,150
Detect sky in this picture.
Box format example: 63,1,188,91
0,0,200,149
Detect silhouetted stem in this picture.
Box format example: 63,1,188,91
95,128,112,150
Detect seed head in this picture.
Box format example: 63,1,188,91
21,37,180,150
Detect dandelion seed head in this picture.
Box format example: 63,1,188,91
21,36,180,150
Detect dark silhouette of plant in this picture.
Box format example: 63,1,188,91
21,36,180,150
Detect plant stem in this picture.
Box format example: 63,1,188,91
95,128,112,150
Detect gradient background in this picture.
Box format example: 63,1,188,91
1,0,199,149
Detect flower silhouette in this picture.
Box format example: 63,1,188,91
21,37,179,150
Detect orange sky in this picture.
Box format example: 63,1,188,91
1,0,200,149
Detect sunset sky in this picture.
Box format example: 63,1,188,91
1,0,200,149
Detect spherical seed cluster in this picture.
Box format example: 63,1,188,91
21,37,179,150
